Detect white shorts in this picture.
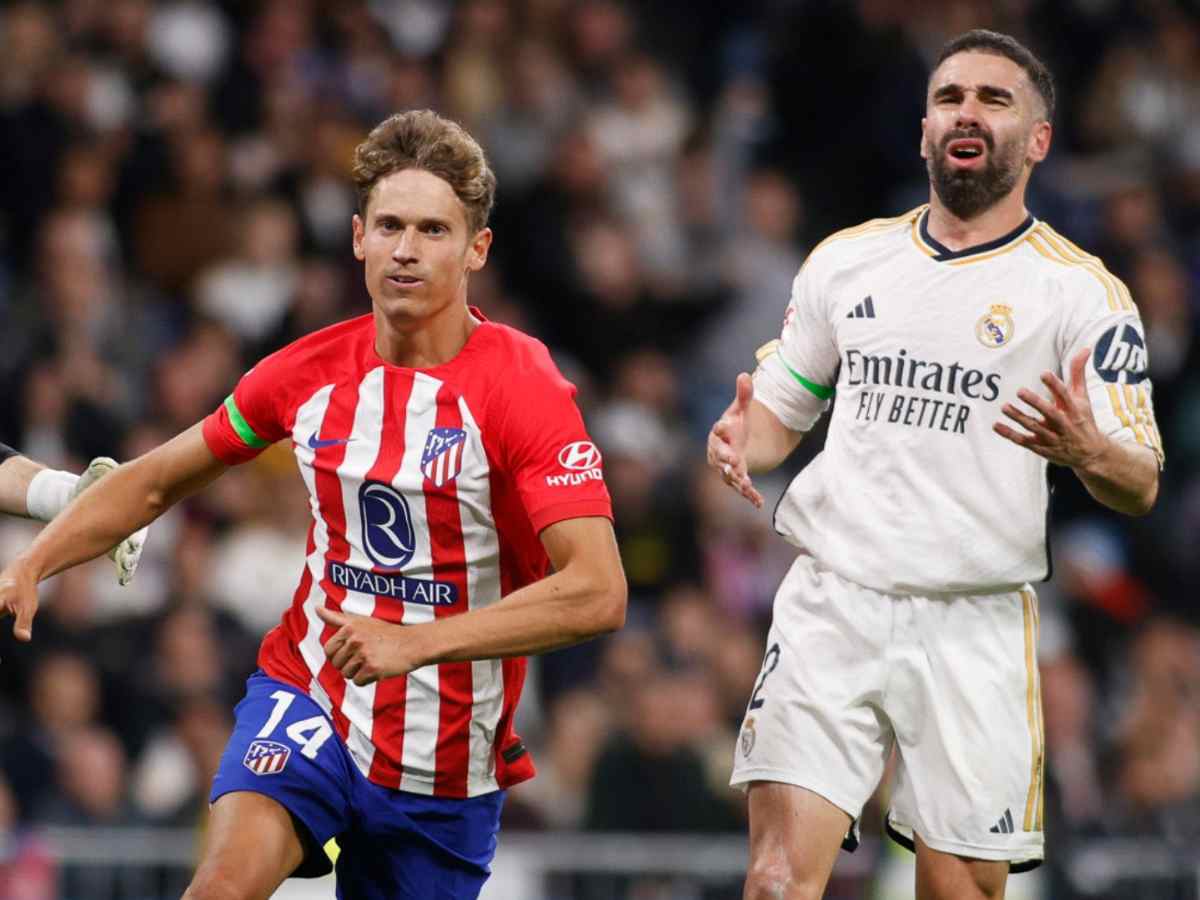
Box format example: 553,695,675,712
731,553,1045,871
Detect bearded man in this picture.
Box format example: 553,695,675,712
708,28,1162,900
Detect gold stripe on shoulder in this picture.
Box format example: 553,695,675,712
810,206,926,257
1035,226,1125,309
1037,225,1136,312
755,339,781,364
1028,230,1120,312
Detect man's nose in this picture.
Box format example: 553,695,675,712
956,93,983,128
393,226,418,261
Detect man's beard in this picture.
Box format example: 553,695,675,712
926,129,1024,220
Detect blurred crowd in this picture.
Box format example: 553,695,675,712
0,0,1199,897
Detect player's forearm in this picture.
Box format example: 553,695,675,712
744,400,804,473
1073,439,1159,517
409,566,627,665
0,456,44,517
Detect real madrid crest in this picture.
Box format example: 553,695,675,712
976,304,1014,348
740,717,756,757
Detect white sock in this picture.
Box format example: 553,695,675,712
26,469,80,522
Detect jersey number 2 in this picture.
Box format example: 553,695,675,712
258,689,333,760
748,643,781,711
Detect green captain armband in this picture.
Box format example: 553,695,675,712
763,348,840,400
224,395,269,448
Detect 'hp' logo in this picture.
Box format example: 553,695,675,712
359,482,416,569
558,441,602,471
1093,324,1148,384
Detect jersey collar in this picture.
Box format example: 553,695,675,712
912,207,1036,263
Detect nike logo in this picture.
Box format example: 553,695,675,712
306,432,351,449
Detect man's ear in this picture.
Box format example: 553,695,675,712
467,227,493,272
1027,119,1052,165
352,214,366,261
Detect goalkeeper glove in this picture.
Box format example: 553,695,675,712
68,457,149,587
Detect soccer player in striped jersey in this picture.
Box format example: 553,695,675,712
0,110,626,900
0,443,145,584
708,30,1160,900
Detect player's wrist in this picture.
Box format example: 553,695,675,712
7,550,45,587
1071,433,1114,479
401,622,440,671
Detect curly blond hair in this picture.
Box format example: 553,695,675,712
352,109,496,233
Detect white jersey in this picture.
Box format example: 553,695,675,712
754,205,1163,595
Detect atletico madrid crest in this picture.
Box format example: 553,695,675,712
243,740,291,775
421,428,467,487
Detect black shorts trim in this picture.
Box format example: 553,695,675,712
884,816,1042,874
289,808,334,878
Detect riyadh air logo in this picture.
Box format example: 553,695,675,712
558,441,602,471
547,441,604,488
359,481,416,569
1093,323,1148,384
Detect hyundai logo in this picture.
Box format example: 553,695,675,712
558,441,602,471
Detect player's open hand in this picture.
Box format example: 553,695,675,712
994,347,1106,470
317,605,423,686
0,559,39,643
707,373,764,509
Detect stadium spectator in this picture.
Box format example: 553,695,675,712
0,652,102,822
584,672,741,834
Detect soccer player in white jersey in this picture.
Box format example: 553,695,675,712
0,110,626,900
708,30,1161,900
0,443,145,584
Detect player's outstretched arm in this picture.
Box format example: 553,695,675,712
318,516,627,686
707,373,805,509
994,347,1159,516
0,423,228,640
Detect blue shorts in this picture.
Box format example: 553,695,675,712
210,672,505,900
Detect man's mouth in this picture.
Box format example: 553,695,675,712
945,137,988,168
387,274,423,286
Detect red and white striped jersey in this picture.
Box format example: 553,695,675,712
202,310,612,797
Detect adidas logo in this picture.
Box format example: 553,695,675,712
989,809,1016,835
847,296,876,319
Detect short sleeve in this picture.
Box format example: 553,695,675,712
202,354,291,465
753,260,838,432
1061,287,1164,466
492,352,613,534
